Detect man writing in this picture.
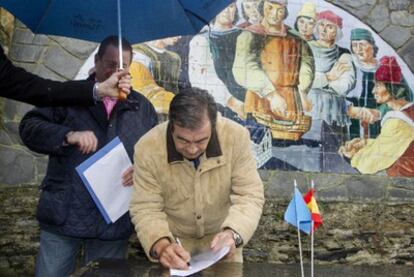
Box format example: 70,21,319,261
130,88,264,269
0,45,131,106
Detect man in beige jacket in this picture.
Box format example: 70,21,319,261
130,88,264,270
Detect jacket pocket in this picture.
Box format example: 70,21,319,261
37,178,73,226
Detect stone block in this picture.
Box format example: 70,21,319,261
33,64,65,81
346,176,387,201
13,62,37,73
2,99,17,120
389,0,411,10
390,11,414,26
367,4,390,32
32,34,50,46
52,36,97,60
12,28,34,44
2,99,32,121
14,20,26,28
0,130,12,145
265,171,309,200
318,184,349,201
380,25,411,49
17,102,34,120
388,187,414,202
3,122,22,145
327,0,376,8
43,45,83,79
0,146,35,185
398,38,414,72
9,44,43,63
348,5,373,20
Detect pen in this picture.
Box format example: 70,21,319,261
175,237,182,246
175,237,191,267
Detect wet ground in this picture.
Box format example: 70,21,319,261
74,258,414,277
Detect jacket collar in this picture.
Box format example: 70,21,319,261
167,122,222,163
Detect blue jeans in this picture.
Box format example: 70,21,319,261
35,230,129,277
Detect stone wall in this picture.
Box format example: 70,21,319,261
1,172,413,276
1,0,414,276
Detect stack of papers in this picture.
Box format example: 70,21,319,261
76,137,132,224
170,246,230,276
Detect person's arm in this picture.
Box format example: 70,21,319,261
326,53,356,96
19,107,75,155
0,46,130,106
129,136,175,260
19,106,99,155
232,31,274,97
351,118,414,174
220,126,265,247
129,138,192,269
297,38,315,95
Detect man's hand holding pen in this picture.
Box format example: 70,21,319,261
151,237,191,270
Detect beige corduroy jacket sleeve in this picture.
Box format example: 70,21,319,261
220,126,265,245
129,130,175,261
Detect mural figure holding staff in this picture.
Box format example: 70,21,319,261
346,28,381,139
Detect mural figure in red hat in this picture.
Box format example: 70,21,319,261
339,56,414,177
305,10,356,154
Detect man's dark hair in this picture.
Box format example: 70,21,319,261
96,35,133,62
349,40,379,58
169,87,217,130
294,16,314,32
212,4,239,25
259,1,289,20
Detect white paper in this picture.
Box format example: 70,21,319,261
81,141,132,223
170,246,230,276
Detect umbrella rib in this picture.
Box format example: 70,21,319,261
34,0,55,33
176,0,209,31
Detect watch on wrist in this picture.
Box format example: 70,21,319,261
92,82,101,101
227,228,243,248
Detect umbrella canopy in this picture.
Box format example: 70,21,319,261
0,0,233,44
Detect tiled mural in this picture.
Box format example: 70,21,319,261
76,0,414,177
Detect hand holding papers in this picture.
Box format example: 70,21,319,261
76,137,132,224
170,246,230,277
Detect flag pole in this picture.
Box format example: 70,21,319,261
311,180,315,277
294,180,305,277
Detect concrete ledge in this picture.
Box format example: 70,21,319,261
261,170,414,203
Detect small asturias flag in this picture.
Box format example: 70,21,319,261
284,187,312,235
303,188,323,232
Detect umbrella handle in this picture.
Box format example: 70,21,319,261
118,89,128,101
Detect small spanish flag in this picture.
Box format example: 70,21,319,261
303,188,323,232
